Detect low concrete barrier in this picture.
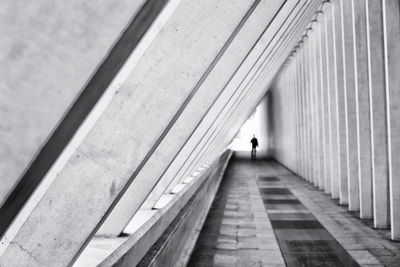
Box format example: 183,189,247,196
98,150,232,267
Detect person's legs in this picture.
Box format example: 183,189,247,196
251,148,256,160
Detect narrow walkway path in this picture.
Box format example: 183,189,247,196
187,156,285,267
188,155,399,267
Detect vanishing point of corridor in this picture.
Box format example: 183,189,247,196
188,154,400,267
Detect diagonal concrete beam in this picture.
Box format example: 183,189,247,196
0,0,161,235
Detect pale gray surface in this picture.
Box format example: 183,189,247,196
0,0,145,205
315,22,326,190
341,0,360,211
333,0,349,206
309,28,321,187
353,0,373,220
366,0,390,229
326,3,341,199
320,11,332,195
384,0,400,240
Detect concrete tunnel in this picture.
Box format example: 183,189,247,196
1,0,400,266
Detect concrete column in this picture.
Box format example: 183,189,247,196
295,50,303,176
287,67,291,166
366,0,390,228
310,27,321,187
308,34,315,184
341,0,360,211
307,30,315,184
293,52,298,173
353,0,373,219
321,7,332,195
383,0,400,239
297,45,306,178
304,35,313,183
289,61,295,169
302,43,308,180
333,0,349,205
314,21,325,190
298,44,304,178
316,18,326,191
326,2,340,199
291,61,297,169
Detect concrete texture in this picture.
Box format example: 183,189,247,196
97,0,286,237
315,21,326,191
326,2,341,199
0,0,146,206
353,0,373,220
366,0,390,229
310,28,322,188
143,152,232,267
95,151,232,267
384,0,400,240
341,0,360,211
333,0,349,206
0,1,260,265
320,9,332,195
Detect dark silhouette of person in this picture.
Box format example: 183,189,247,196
250,135,258,160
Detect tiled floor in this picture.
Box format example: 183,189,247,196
188,155,400,267
187,156,285,267
256,175,359,266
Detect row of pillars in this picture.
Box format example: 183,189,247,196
272,0,400,240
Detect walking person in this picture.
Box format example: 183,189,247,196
250,135,258,160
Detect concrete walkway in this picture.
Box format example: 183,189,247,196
188,155,400,267
188,155,285,267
